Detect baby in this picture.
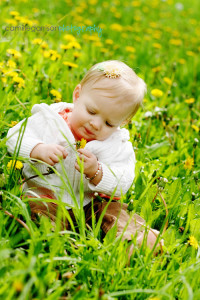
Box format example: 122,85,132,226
6,60,162,257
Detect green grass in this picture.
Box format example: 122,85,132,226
0,0,200,299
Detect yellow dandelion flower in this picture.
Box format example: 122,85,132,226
1,68,8,75
125,46,136,53
99,23,106,30
51,53,61,61
13,76,25,88
63,61,78,68
43,50,51,58
64,34,76,42
60,44,71,50
5,19,18,26
7,60,16,68
89,0,97,4
151,89,163,98
153,43,162,49
76,138,87,150
105,39,114,45
13,280,23,292
114,12,121,19
188,236,198,249
7,160,23,170
7,71,18,78
0,62,4,69
110,23,123,32
178,58,186,65
169,39,182,46
185,98,195,104
32,38,43,45
186,51,195,57
32,8,40,13
88,35,100,42
80,138,87,148
100,48,109,53
149,22,157,28
69,41,81,49
10,11,20,17
163,77,172,85
10,121,18,127
132,1,140,7
73,52,81,59
122,33,128,38
191,125,199,132
40,41,48,49
85,19,92,26
7,49,21,59
152,66,161,73
50,89,62,99
110,7,117,13
1,77,7,83
189,19,197,25
184,156,194,170
94,41,103,47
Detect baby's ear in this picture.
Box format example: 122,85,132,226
73,84,81,103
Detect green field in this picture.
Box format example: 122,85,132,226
0,0,200,299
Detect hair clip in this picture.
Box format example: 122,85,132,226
94,63,122,79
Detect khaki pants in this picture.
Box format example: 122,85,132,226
28,198,162,253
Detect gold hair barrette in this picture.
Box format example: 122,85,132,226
94,63,121,79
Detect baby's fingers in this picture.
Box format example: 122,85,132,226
56,145,68,158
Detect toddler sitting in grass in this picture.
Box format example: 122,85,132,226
6,60,162,258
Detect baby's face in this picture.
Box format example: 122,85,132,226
68,84,131,141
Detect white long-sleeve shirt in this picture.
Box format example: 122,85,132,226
6,102,136,209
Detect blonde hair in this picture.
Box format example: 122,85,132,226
80,60,147,120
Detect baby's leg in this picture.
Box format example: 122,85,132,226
94,200,163,260
25,194,71,229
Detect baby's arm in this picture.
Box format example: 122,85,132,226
86,141,136,197
30,143,68,166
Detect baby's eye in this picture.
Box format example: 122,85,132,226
106,121,113,127
87,108,96,115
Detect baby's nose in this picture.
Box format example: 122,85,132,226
90,118,101,130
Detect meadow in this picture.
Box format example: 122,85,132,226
0,0,200,299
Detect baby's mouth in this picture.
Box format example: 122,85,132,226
84,127,94,135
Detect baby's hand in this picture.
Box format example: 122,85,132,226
75,149,98,179
30,143,68,166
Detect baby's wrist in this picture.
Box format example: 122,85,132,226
30,143,44,159
85,162,102,181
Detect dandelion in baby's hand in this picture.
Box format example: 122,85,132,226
188,236,198,249
76,138,87,150
184,156,194,170
7,160,23,170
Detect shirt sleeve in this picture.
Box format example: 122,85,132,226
6,109,46,158
87,141,136,197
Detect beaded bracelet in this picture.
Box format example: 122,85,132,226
85,162,102,181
